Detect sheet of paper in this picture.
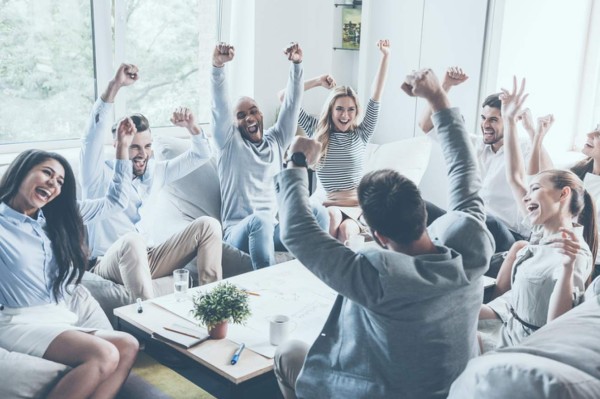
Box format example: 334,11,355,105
151,260,337,358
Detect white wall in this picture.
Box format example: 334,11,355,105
224,0,489,208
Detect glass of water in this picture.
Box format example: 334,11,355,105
173,269,190,301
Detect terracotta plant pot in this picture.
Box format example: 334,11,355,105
208,320,228,339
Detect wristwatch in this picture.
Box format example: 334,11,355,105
289,152,307,168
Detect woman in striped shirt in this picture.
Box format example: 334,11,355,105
282,39,390,242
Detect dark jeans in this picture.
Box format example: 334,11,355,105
425,200,524,253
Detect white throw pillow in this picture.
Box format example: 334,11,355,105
152,135,221,222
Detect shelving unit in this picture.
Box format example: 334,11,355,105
334,2,362,51
334,3,361,8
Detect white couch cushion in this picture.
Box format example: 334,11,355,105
364,136,432,185
0,348,68,399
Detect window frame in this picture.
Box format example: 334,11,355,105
0,0,220,155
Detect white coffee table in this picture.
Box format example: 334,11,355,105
114,259,337,398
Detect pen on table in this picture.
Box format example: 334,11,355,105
231,343,245,365
242,289,260,297
136,298,143,314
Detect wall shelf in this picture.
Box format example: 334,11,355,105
334,2,361,8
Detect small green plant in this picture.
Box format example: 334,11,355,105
191,282,251,329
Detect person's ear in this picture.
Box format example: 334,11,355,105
373,230,389,249
560,186,571,201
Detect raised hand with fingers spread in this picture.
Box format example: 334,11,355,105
500,76,529,121
170,107,203,136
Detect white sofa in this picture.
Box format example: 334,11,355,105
0,285,113,399
449,277,600,399
0,134,432,397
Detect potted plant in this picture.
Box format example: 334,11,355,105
191,282,251,339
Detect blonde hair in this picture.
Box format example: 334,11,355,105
538,169,598,269
314,86,362,163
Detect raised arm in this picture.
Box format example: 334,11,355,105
278,74,336,102
153,107,212,187
500,76,529,217
418,67,468,134
270,42,304,149
211,43,235,149
523,112,555,174
279,74,335,137
80,64,138,194
402,68,484,220
547,229,581,321
370,39,390,102
79,117,134,223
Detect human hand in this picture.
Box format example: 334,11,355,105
536,114,555,141
170,107,196,129
377,39,390,56
500,76,528,121
401,68,443,99
442,66,468,91
113,64,139,87
284,42,303,64
289,136,322,167
213,43,235,67
516,108,535,135
318,74,336,89
115,117,136,159
547,228,580,268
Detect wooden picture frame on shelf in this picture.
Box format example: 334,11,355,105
341,7,361,50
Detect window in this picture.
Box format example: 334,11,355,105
485,0,594,157
0,0,219,152
118,0,217,130
0,0,94,145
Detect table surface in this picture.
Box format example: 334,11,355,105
114,258,337,385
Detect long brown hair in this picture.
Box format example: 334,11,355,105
539,169,598,267
314,86,362,163
0,150,87,301
570,157,594,181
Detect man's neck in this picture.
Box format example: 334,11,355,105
391,232,439,256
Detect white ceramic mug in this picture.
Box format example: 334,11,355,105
344,234,365,251
173,269,190,302
269,315,294,346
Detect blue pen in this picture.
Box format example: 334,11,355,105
231,343,245,365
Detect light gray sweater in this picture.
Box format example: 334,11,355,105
211,62,303,232
275,107,494,399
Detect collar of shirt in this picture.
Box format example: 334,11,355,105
0,202,45,225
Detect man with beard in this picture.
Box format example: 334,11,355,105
211,42,329,269
418,69,552,251
79,64,223,301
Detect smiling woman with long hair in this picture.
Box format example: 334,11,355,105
478,78,596,350
280,40,390,243
0,119,139,399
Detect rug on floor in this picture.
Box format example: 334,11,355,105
118,351,215,399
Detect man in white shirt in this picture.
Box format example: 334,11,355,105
419,70,551,252
80,64,223,301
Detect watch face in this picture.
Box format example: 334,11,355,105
291,152,307,167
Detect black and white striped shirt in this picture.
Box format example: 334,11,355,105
298,99,380,193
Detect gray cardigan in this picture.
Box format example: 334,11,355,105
274,107,494,399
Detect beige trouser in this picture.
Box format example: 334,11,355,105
274,340,310,399
91,216,223,300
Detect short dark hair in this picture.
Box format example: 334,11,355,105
111,113,150,139
482,93,502,110
358,169,427,245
